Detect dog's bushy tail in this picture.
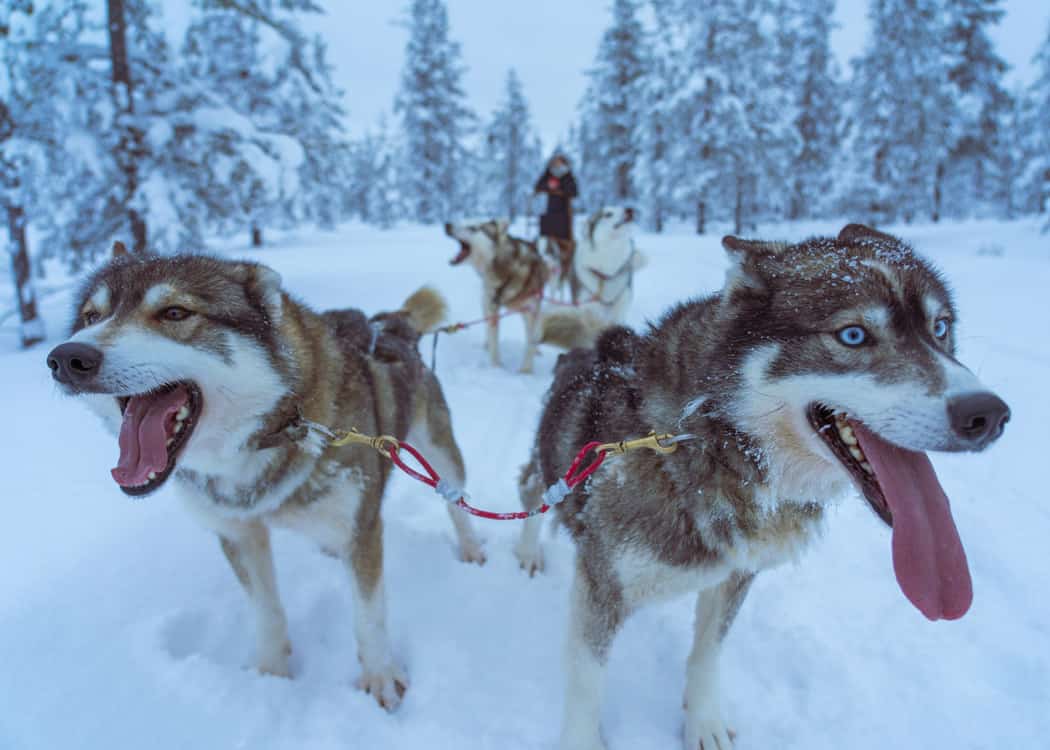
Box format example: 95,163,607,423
400,286,448,333
539,309,610,350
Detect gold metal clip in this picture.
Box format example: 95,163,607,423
330,428,401,455
597,431,678,456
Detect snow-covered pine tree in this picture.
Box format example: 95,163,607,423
0,0,112,349
633,0,682,232
346,115,402,228
579,0,646,206
781,0,841,220
481,69,542,221
667,0,797,233
1024,19,1050,229
188,0,349,245
849,0,959,223
942,0,1012,217
394,0,475,223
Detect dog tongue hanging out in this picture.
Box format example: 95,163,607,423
514,223,1009,750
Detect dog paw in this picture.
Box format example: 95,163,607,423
684,715,735,750
356,664,409,711
513,542,545,577
257,640,292,678
458,539,487,566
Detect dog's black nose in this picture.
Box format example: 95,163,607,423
624,207,635,221
47,342,104,385
947,392,1010,449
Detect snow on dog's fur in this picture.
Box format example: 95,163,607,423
515,224,1010,750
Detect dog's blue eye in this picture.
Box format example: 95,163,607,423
160,306,193,322
837,325,868,347
933,318,950,339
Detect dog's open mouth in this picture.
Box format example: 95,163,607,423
111,382,202,496
449,240,471,265
807,403,972,620
808,405,889,525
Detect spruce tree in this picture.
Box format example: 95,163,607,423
481,69,542,221
943,0,1012,216
394,0,474,223
849,0,958,223
782,0,841,219
580,0,646,205
1024,20,1050,227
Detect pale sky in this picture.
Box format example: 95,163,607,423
308,1,1050,148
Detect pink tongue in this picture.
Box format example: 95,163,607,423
111,386,189,488
853,423,972,620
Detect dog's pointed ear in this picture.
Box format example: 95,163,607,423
721,236,786,294
234,262,284,323
496,218,510,236
838,223,896,244
111,240,129,259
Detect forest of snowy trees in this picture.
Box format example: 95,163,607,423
2,0,1050,346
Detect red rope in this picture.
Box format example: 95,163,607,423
385,439,607,521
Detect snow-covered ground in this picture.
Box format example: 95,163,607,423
1,219,1047,749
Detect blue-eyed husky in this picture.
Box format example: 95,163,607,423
515,224,1010,749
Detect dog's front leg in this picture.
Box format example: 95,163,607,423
484,298,502,368
683,572,754,750
218,523,292,677
559,561,623,750
520,305,540,374
346,508,408,711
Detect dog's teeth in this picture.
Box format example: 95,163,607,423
176,406,189,421
147,471,157,480
174,422,183,434
166,438,174,447
838,424,858,445
849,446,864,461
861,461,874,474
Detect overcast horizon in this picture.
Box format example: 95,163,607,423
308,1,1050,150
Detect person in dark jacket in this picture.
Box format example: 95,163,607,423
534,153,579,301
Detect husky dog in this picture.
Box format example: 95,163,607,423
540,206,647,352
46,253,485,710
514,224,1010,749
444,219,550,373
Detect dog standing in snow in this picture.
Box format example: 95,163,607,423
46,251,484,711
515,224,1010,749
541,206,646,351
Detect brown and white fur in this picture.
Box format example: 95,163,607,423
514,225,1010,749
47,252,484,711
540,207,647,351
444,219,550,373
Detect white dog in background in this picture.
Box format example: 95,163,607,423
540,206,647,350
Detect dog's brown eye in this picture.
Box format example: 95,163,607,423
83,311,100,325
159,306,193,322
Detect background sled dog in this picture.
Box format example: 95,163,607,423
540,206,646,351
47,253,484,711
444,219,550,372
514,224,1010,750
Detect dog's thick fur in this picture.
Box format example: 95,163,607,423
514,224,1010,749
540,206,646,351
444,219,550,372
48,253,484,711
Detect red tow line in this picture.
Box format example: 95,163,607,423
386,439,607,520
